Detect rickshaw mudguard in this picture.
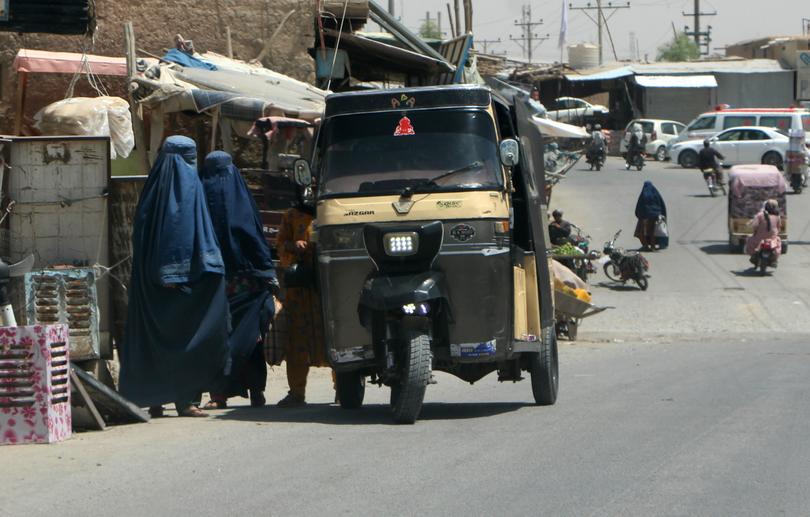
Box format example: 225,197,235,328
357,271,449,325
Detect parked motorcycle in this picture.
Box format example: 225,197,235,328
602,230,650,290
568,224,600,281
752,240,777,275
625,151,645,171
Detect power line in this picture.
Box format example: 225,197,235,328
477,38,503,54
509,5,549,64
568,1,631,65
683,0,716,56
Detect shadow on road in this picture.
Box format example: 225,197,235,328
731,268,772,277
686,193,718,198
214,401,529,425
699,243,733,255
592,281,642,292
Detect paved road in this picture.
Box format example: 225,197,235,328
2,157,809,516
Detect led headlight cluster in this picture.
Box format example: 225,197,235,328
383,232,419,256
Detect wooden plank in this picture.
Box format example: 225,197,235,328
124,22,151,174
14,71,28,136
70,368,106,431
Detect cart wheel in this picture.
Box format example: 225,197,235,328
335,371,365,409
603,262,623,283
390,330,432,424
529,328,559,405
567,320,579,341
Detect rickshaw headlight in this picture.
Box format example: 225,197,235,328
383,232,419,256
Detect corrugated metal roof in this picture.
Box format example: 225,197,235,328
566,59,789,82
634,75,718,88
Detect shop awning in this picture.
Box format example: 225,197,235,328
634,75,718,88
13,48,130,76
532,116,589,139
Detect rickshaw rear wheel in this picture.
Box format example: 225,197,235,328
530,330,559,405
336,371,366,409
390,331,432,424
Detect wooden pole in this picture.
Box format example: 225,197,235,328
14,71,28,136
225,26,234,59
463,0,472,34
124,22,151,173
446,3,457,38
454,0,461,36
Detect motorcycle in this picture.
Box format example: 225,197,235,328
602,230,650,290
625,151,645,171
701,162,726,197
752,239,777,275
566,224,600,281
585,145,606,171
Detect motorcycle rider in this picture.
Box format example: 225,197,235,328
745,199,782,267
698,139,725,185
548,209,573,246
626,123,646,168
587,124,607,166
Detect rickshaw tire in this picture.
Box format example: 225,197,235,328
530,330,559,406
336,371,365,409
391,331,431,424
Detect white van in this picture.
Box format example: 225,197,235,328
670,109,810,147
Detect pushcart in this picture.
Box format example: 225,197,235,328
554,289,610,341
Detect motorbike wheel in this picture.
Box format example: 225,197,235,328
758,256,768,275
335,371,366,409
529,327,559,405
791,176,803,194
603,262,623,283
596,160,602,172
708,184,716,197
636,276,649,291
390,330,432,424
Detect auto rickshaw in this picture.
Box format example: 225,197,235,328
293,85,558,423
728,164,788,253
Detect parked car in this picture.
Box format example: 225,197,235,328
619,119,686,161
546,97,609,124
670,126,790,169
668,108,810,150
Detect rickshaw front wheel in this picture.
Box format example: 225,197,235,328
530,329,559,405
336,371,366,409
390,331,432,424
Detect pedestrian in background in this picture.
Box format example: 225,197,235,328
634,180,667,251
275,185,329,407
199,151,282,410
119,136,228,418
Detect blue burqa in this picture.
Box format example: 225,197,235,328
635,181,667,220
119,136,229,407
199,151,277,397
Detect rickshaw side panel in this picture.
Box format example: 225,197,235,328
727,165,788,251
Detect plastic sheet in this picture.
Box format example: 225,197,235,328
34,96,135,159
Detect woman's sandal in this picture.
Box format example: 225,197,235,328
202,400,228,410
177,405,208,417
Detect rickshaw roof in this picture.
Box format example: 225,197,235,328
729,164,787,197
324,84,492,118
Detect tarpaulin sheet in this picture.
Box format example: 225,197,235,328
532,116,589,139
162,49,218,71
13,48,129,76
729,164,787,197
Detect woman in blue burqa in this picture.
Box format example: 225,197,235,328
199,151,280,409
119,136,228,417
634,180,668,251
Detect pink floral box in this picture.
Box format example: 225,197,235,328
0,325,71,445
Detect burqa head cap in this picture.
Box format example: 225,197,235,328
161,135,198,165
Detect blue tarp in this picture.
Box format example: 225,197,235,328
162,48,218,71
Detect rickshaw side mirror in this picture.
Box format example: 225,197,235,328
499,139,520,167
293,159,312,186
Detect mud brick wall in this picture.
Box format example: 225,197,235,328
0,0,316,134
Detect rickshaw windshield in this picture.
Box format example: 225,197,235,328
317,109,502,198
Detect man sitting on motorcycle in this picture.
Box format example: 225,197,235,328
626,123,646,165
699,139,725,184
548,209,572,246
745,199,782,266
588,124,607,162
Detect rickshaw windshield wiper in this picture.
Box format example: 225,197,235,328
403,161,484,196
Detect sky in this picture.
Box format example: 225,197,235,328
383,0,810,63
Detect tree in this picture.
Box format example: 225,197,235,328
419,19,442,40
657,33,700,62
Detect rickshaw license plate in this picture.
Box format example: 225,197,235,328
451,340,497,358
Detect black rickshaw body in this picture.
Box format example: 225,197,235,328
312,84,555,386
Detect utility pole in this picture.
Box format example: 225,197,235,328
802,18,810,36
510,5,548,64
437,11,442,37
569,1,631,65
478,38,503,54
388,0,395,17
683,0,716,56
454,0,461,36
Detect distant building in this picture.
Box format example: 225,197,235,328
726,36,810,69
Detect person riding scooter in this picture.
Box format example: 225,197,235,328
586,124,607,169
745,199,782,267
626,123,646,169
699,139,725,185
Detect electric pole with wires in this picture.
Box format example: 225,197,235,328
683,0,716,56
510,4,549,64
569,1,631,65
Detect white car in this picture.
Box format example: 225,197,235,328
619,119,687,161
670,126,789,169
546,97,609,123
